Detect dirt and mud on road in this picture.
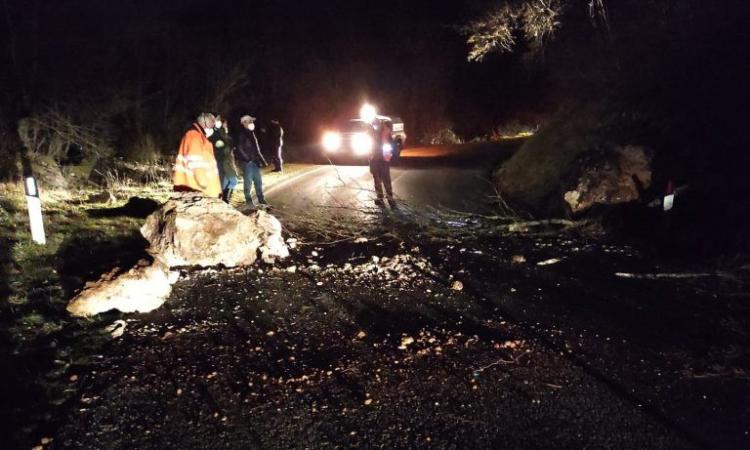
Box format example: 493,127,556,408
6,205,750,449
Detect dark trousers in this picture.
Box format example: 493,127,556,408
370,161,393,200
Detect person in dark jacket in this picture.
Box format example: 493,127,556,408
267,119,284,172
370,119,395,208
209,115,238,203
235,115,269,209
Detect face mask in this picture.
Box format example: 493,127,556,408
215,121,223,129
204,127,214,138
248,123,255,131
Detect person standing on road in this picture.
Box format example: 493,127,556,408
268,119,284,172
235,115,269,209
369,119,395,208
173,113,221,198
209,114,238,203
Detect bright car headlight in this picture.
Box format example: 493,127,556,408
351,132,373,156
359,103,377,123
322,131,342,152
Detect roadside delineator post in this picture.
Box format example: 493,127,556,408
663,180,675,212
24,176,46,245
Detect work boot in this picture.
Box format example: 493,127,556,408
387,197,397,209
240,202,255,213
374,198,385,207
225,189,234,203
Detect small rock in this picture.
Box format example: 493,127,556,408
451,280,464,291
511,255,526,264
537,258,561,266
105,320,127,338
356,331,367,339
400,336,415,349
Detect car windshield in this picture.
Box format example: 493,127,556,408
344,120,372,133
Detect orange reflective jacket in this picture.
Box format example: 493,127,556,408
172,124,221,198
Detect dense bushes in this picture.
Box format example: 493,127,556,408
421,128,463,145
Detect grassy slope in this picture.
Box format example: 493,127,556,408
495,105,606,214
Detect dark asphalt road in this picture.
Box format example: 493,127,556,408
266,142,519,217
47,243,694,449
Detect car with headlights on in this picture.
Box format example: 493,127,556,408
322,116,407,161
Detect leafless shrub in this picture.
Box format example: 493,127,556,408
488,120,539,140
421,128,463,145
17,109,112,162
125,133,163,163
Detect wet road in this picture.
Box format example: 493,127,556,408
267,142,520,216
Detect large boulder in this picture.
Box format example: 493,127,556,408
67,193,289,317
563,145,652,214
66,260,175,317
141,193,289,267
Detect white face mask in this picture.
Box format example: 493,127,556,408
247,123,255,131
215,121,223,129
204,127,214,138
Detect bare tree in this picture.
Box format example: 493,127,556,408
465,0,564,61
207,63,252,113
465,0,613,61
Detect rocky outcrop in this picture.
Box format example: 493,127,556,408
67,193,288,317
563,145,652,214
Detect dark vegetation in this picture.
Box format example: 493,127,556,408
463,1,750,255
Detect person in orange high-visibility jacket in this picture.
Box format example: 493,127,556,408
173,113,222,198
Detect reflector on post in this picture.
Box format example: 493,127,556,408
24,176,46,245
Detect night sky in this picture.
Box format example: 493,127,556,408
4,0,750,162
2,0,542,142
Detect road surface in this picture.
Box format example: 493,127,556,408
266,142,520,218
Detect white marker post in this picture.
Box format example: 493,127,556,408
24,176,46,245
